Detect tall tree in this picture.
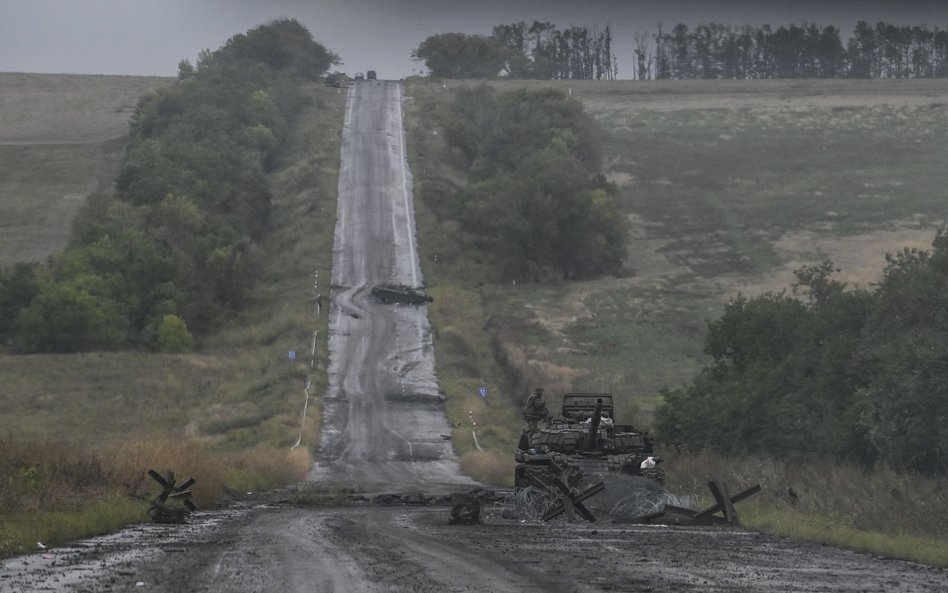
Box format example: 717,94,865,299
412,33,509,78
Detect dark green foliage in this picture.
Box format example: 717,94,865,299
11,19,335,353
157,314,194,353
658,233,948,475
435,86,625,280
413,23,617,80
0,264,38,341
491,21,617,80
857,232,948,474
412,33,510,78
212,19,339,81
16,276,129,353
652,21,948,80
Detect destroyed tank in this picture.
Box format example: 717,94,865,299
514,393,663,488
371,284,433,305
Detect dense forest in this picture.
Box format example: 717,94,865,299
414,22,617,80
657,233,948,476
0,19,338,353
414,20,948,80
431,85,626,280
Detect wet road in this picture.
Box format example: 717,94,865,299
311,80,475,494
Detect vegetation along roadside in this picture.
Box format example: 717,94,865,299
0,19,345,557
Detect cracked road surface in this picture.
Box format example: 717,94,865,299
3,82,948,592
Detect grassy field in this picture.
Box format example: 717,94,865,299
0,73,172,266
406,78,948,420
0,76,345,556
665,451,948,568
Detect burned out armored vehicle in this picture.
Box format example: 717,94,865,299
515,393,663,488
371,284,433,305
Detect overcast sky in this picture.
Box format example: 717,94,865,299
2,1,948,79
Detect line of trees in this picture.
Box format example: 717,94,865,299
413,21,617,80
414,20,948,81
434,85,626,280
0,19,338,353
649,21,948,80
656,232,948,476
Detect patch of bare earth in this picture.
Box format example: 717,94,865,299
729,224,940,298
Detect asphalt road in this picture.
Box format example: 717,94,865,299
312,80,476,494
3,82,948,593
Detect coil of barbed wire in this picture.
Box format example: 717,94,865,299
504,487,558,520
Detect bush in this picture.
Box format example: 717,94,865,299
156,314,193,353
437,86,625,280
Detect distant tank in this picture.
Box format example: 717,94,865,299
371,284,433,305
367,70,377,80
514,393,663,488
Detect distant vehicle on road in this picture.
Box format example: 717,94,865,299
367,70,377,80
354,72,365,81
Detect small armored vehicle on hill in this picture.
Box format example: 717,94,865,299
515,393,663,488
371,284,433,305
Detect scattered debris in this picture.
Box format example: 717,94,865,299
449,489,492,525
384,392,446,405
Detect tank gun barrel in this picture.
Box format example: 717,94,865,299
585,398,603,451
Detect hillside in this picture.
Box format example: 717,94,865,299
0,73,172,266
406,78,947,436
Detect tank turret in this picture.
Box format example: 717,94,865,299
514,393,664,488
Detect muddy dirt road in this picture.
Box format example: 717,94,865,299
3,82,948,592
4,503,947,593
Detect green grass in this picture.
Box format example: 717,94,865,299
0,497,149,556
0,352,233,442
743,507,948,568
666,451,948,568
